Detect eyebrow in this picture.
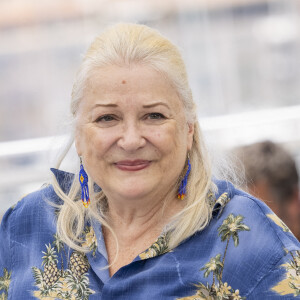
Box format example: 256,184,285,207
92,102,171,109
143,102,170,109
92,103,118,108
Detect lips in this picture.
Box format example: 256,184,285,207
114,160,151,171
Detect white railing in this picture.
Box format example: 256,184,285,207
1,105,300,216
1,104,300,158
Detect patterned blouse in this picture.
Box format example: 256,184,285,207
0,168,300,300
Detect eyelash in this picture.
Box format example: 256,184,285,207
95,115,117,122
146,113,166,120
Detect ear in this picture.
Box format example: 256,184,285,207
187,123,194,151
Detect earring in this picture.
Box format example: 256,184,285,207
177,157,191,200
79,157,90,208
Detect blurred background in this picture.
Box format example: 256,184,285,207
1,0,300,219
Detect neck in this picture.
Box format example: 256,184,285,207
102,189,184,276
104,188,183,242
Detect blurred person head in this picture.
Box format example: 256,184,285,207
234,140,300,239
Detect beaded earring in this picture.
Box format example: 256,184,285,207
79,157,90,208
177,156,191,200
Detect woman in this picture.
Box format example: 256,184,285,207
0,23,299,300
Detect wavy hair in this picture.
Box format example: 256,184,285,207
53,23,216,258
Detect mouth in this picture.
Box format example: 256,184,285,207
114,160,151,171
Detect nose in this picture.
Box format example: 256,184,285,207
117,121,146,152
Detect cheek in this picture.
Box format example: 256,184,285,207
148,125,180,155
152,126,187,179
80,126,115,158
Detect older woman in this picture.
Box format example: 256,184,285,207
0,24,299,300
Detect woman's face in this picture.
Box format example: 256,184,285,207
75,64,194,201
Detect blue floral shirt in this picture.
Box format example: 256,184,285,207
0,168,300,299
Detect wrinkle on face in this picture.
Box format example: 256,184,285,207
75,64,194,208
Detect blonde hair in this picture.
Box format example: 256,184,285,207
53,23,216,256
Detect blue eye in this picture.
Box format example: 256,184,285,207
148,113,165,120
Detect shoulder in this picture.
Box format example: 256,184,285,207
211,180,300,297
0,168,78,247
214,179,299,249
0,167,75,244
2,168,75,228
0,169,70,263
174,180,300,298
223,183,299,252
0,168,78,255
1,183,59,237
0,183,57,278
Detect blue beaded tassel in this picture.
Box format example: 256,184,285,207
177,158,191,200
79,157,90,208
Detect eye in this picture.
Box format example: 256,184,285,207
147,113,166,120
95,114,117,122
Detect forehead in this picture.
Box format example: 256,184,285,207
82,64,183,109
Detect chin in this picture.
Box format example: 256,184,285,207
120,188,150,199
115,181,155,199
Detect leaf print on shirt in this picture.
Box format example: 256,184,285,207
218,214,250,280
177,214,250,300
81,226,97,257
32,226,96,299
201,254,223,287
139,232,171,260
271,250,300,297
267,213,291,233
0,268,11,300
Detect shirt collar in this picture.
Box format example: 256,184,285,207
50,168,101,194
50,168,75,194
212,179,235,218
